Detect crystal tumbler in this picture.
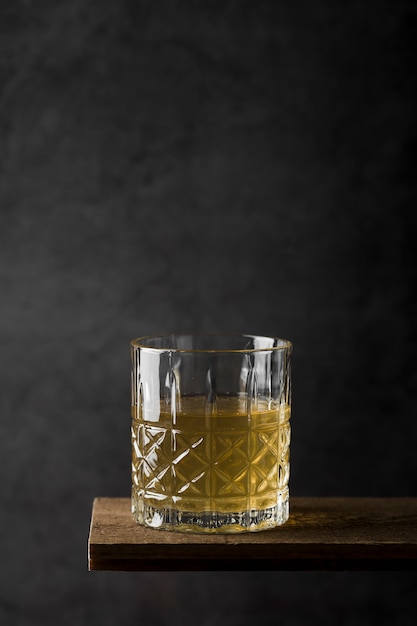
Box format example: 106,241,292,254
131,334,292,533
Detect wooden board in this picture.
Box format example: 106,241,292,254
88,497,417,571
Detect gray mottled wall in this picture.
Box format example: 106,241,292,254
1,1,416,625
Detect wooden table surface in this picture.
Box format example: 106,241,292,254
88,497,417,571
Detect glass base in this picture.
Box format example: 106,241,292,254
131,489,289,533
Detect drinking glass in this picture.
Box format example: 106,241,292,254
131,334,292,533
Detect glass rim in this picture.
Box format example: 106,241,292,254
131,333,292,354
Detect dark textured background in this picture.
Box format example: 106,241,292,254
1,1,416,624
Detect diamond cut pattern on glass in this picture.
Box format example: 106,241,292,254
212,432,250,496
278,422,291,488
250,429,279,494
171,430,210,496
135,424,171,496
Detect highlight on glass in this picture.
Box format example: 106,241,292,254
131,334,292,533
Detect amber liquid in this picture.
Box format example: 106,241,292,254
132,396,290,523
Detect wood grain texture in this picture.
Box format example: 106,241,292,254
88,497,417,571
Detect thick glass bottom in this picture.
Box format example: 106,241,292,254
131,488,289,533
